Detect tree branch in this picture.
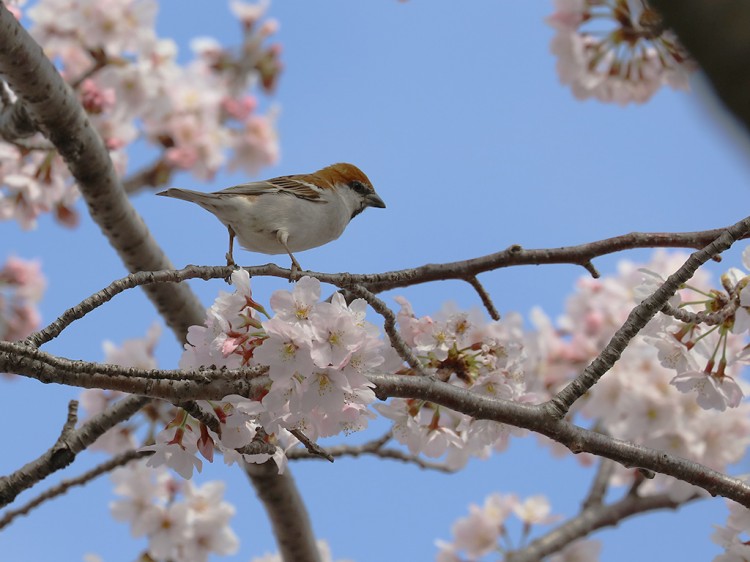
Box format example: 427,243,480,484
244,461,322,562
506,492,702,561
0,449,150,530
466,275,501,321
369,373,750,508
582,458,615,510
288,441,454,473
0,340,269,401
0,396,147,507
346,284,426,374
547,215,750,417
0,4,205,340
27,220,750,350
0,7,324,559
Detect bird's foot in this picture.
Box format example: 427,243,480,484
224,253,240,284
289,258,303,283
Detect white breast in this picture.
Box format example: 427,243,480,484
209,188,354,255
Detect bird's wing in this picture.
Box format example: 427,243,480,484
216,176,327,203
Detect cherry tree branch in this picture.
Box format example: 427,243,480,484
0,4,205,340
0,449,150,530
546,215,750,417
287,440,455,473
0,7,325,560
243,461,321,562
346,284,426,373
368,373,750,508
506,491,702,561
5,341,747,509
662,301,738,326
582,458,616,510
466,275,501,320
26,221,750,350
25,265,232,348
321,228,747,293
0,397,147,508
0,341,269,401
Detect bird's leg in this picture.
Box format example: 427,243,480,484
226,225,236,267
276,230,302,282
224,226,238,284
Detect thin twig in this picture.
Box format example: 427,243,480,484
661,301,737,326
69,56,108,90
345,284,426,375
287,438,454,473
465,275,501,320
25,265,229,348
0,396,147,508
582,458,615,509
0,449,150,529
179,401,220,433
290,429,334,462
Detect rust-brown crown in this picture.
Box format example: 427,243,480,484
308,163,374,191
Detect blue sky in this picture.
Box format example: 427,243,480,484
2,1,750,561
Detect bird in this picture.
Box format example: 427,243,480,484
156,163,386,273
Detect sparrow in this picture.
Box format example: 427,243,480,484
156,163,386,272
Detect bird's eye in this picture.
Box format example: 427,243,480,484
349,180,370,195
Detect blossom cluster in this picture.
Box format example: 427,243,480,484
1,0,280,229
109,460,239,562
528,250,750,497
0,255,45,343
88,247,750,557
436,492,600,562
144,271,392,478
376,302,533,469
547,0,693,104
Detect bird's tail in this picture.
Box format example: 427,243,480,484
155,188,216,205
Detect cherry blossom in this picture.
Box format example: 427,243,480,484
671,369,743,411
376,301,530,468
547,0,694,104
143,421,204,479
79,323,165,453
530,249,750,497
437,493,563,560
110,461,238,562
147,271,384,474
0,256,45,343
0,0,281,229
512,495,559,526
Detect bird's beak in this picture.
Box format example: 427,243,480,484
366,193,386,209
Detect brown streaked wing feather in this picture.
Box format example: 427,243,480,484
215,176,326,202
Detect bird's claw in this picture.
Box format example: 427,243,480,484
224,254,240,284
288,259,302,283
